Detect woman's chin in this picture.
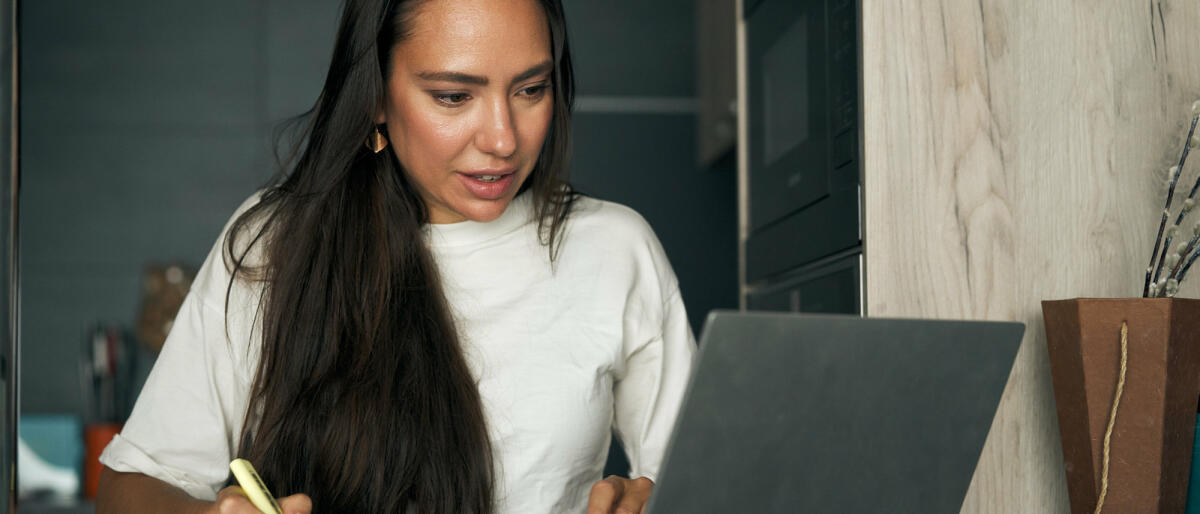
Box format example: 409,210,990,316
437,196,512,224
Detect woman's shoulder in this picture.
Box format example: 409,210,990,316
563,196,675,280
189,191,271,307
220,191,271,267
560,195,681,311
567,195,660,244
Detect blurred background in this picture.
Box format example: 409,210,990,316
14,0,739,511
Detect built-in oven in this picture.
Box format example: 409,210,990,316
743,0,861,314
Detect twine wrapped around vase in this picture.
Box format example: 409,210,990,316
1093,322,1129,514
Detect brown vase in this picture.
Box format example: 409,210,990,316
1042,298,1200,513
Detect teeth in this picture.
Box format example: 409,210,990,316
475,175,500,182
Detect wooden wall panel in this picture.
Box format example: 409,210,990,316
862,0,1200,511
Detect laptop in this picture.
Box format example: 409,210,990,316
645,311,1024,513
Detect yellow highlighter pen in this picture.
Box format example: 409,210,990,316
229,458,284,514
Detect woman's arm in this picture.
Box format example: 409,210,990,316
97,466,313,514
96,467,212,514
97,202,265,510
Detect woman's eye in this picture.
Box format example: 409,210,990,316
434,93,470,106
519,85,550,99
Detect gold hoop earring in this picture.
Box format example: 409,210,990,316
366,126,388,153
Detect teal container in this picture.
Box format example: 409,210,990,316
20,414,83,475
1187,414,1200,513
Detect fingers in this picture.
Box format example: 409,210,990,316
587,476,655,514
215,485,311,514
215,486,259,514
278,493,314,514
615,477,653,514
587,476,624,514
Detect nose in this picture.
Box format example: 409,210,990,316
475,97,517,158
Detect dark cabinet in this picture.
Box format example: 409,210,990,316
741,0,861,314
746,252,861,314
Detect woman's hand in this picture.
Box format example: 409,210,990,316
212,485,313,514
586,475,654,514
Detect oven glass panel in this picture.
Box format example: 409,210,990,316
762,14,808,166
746,0,829,232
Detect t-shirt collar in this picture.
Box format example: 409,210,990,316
424,191,534,248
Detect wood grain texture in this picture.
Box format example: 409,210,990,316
862,0,1200,511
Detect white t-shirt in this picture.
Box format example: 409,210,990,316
99,191,697,513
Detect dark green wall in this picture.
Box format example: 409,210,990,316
20,0,339,415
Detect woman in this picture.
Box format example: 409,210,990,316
96,0,695,512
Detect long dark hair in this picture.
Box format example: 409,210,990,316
222,0,575,511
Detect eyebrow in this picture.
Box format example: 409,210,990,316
416,61,553,87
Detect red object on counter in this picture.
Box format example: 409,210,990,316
84,422,122,499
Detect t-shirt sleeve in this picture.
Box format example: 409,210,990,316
98,202,260,501
98,295,246,500
610,222,698,483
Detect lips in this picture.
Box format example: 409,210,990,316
457,169,517,200
460,168,517,178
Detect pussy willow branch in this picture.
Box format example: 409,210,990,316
1144,210,1169,296
1169,234,1199,280
1147,212,1181,298
1178,245,1200,288
1156,117,1200,281
1145,114,1199,297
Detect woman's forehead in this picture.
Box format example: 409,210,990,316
397,0,552,78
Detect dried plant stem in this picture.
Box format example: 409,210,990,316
1146,115,1200,297
1169,235,1199,280
1145,214,1169,297
1178,247,1200,287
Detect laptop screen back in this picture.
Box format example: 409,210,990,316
646,311,1024,513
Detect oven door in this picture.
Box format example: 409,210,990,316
746,0,830,232
745,0,860,283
